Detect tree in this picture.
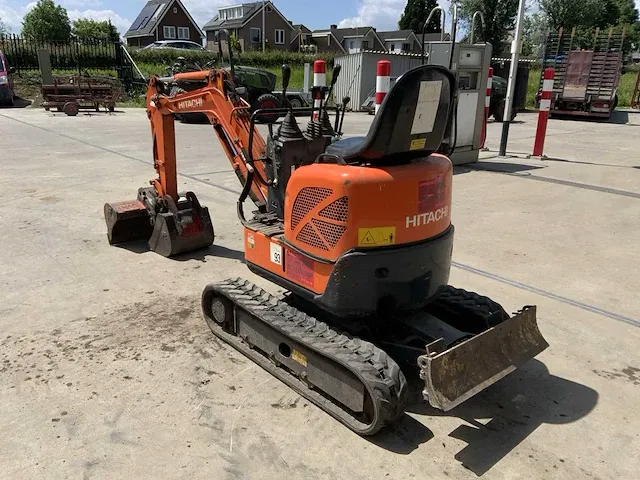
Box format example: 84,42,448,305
0,19,10,36
522,12,548,58
457,0,519,57
21,0,71,42
229,32,242,55
539,0,618,31
539,0,639,51
615,0,639,25
399,0,442,34
72,19,120,41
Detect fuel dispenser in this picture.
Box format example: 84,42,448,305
421,7,492,165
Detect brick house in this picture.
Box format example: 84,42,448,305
377,30,422,54
309,26,386,54
124,0,205,48
290,24,313,53
203,2,296,52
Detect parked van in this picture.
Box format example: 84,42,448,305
0,50,16,106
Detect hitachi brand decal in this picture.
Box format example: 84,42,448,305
405,206,449,228
177,98,203,110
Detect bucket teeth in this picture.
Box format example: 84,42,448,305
104,200,153,245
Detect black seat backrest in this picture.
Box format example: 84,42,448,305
352,64,455,162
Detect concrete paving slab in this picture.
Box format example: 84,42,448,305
1,108,639,480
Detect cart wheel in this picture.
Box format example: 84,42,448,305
63,102,79,116
44,106,50,111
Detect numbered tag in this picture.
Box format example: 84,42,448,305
270,242,283,266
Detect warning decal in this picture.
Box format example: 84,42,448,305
418,177,446,213
291,349,308,367
357,227,396,247
247,232,255,249
285,249,314,288
411,80,442,135
410,138,426,150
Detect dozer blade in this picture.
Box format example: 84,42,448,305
418,306,548,411
104,200,153,245
148,192,214,257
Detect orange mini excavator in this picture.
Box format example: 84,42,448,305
104,44,548,435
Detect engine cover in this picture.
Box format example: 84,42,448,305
283,156,453,263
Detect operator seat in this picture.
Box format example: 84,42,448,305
324,64,455,165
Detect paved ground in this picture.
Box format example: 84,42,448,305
1,106,639,480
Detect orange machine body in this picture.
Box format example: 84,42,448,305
243,154,453,295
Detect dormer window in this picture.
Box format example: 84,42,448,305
219,5,244,21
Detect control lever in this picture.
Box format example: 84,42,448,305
324,64,342,114
337,96,350,135
281,64,291,109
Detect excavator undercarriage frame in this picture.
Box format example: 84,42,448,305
104,49,549,436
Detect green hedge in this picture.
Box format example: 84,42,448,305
127,48,336,68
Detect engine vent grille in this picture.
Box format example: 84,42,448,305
312,219,346,248
296,223,329,251
291,187,333,230
319,196,348,222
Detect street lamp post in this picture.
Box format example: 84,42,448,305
262,0,266,52
498,0,526,156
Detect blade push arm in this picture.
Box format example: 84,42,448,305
145,70,269,208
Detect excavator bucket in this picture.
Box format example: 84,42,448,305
104,190,214,257
419,306,548,411
147,198,215,257
104,199,153,245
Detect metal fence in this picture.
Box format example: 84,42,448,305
0,34,128,79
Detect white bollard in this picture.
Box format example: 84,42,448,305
303,62,310,93
313,59,326,120
375,60,391,115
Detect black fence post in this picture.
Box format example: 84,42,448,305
76,37,82,76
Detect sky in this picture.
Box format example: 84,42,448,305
1,0,439,35
0,0,639,37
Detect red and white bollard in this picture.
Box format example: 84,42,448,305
313,59,326,120
480,67,493,149
532,68,555,158
375,60,391,115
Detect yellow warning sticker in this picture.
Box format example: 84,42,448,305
291,349,307,367
410,138,426,150
357,227,396,247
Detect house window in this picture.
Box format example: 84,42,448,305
275,29,285,44
250,27,261,43
178,27,190,40
163,26,176,39
390,44,395,51
362,40,369,50
349,40,354,49
402,43,410,52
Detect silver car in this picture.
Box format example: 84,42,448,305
143,40,205,51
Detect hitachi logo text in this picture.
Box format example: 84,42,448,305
405,206,449,228
177,98,203,110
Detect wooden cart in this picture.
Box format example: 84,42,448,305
41,76,124,116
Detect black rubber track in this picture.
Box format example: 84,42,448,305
201,278,409,436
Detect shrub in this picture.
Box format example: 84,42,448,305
127,47,336,69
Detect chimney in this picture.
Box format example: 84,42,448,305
330,24,337,30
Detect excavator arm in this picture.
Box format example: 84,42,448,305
104,67,272,257
146,69,269,208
